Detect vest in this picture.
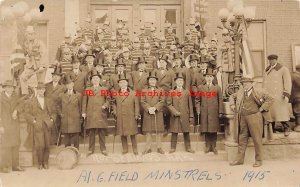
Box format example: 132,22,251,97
241,92,260,116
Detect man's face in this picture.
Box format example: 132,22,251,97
92,76,100,86
186,33,191,41
66,82,74,90
4,86,14,95
133,42,140,49
211,41,217,48
65,37,72,44
205,75,214,84
160,60,167,69
119,80,128,90
86,56,94,65
189,24,194,30
175,78,184,87
191,60,197,68
137,62,146,71
97,33,104,41
26,32,35,41
117,65,125,72
96,65,104,73
242,82,252,90
37,88,45,97
148,78,157,87
105,54,112,63
174,59,181,67
72,62,80,69
201,48,208,55
123,51,129,58
53,75,61,82
199,63,208,70
144,48,151,54
111,40,117,46
269,59,277,66
167,28,173,34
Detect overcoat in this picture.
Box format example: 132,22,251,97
57,90,82,133
167,88,193,133
291,71,300,114
131,71,148,92
195,83,224,133
110,73,133,92
65,69,87,95
112,88,140,136
141,87,165,133
154,69,175,92
0,92,21,147
263,63,292,122
82,86,110,129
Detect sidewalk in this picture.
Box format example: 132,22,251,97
1,157,300,187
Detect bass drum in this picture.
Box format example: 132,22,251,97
56,146,80,170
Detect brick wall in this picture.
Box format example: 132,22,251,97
205,0,300,72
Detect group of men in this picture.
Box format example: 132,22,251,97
1,15,299,173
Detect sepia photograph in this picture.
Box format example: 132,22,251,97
0,0,300,186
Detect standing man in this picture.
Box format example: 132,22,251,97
263,54,292,136
291,65,300,132
141,72,165,154
110,58,133,92
0,80,24,173
82,70,110,156
167,73,195,154
112,74,140,155
229,77,273,167
195,69,224,154
57,76,82,149
26,83,56,170
45,66,65,145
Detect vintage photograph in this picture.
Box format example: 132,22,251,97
0,0,300,186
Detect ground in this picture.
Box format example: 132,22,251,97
1,157,300,187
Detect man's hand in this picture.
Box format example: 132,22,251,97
82,113,86,118
148,107,156,115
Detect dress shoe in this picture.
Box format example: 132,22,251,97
169,149,176,153
122,150,128,155
212,148,218,155
253,161,262,167
87,150,94,157
101,150,108,156
229,160,243,166
163,130,168,137
133,151,138,155
1,167,10,173
204,147,210,153
157,148,165,154
142,148,152,155
12,166,25,172
38,165,43,170
186,148,195,153
284,127,291,137
43,164,49,170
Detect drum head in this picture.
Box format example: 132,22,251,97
56,147,79,170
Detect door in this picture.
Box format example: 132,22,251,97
140,5,182,41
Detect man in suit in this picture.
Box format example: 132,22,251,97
26,82,56,169
112,74,140,155
82,70,110,156
0,80,24,173
167,73,195,154
229,77,273,167
291,65,300,132
195,69,224,154
141,72,165,154
263,54,292,136
110,58,133,92
57,76,82,149
132,57,148,92
80,50,96,73
45,66,65,145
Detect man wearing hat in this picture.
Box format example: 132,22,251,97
165,23,176,48
103,21,112,43
111,74,140,155
82,15,94,41
188,17,199,44
131,36,143,66
156,36,169,59
45,66,65,145
120,47,134,73
132,57,148,92
86,55,110,88
200,43,216,69
120,29,131,48
0,80,24,173
167,73,195,154
229,76,274,167
291,65,300,132
172,53,191,90
141,72,165,155
55,33,74,63
24,25,48,82
263,54,292,136
183,28,196,58
80,50,96,73
103,49,115,77
65,57,87,95
73,27,85,48
143,42,157,71
138,22,148,50
109,35,120,61
195,69,224,154
58,46,73,74
57,76,82,149
110,58,133,92
19,55,39,95
26,82,57,169
148,25,160,54
82,70,110,156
